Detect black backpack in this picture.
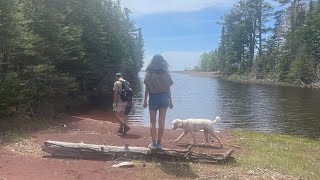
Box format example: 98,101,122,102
119,80,133,102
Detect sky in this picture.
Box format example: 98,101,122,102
121,0,235,70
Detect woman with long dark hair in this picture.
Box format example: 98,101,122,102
143,54,173,150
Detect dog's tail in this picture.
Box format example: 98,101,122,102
211,116,220,124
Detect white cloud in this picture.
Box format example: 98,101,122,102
121,0,234,16
143,51,207,70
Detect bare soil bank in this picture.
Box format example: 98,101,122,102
0,110,236,180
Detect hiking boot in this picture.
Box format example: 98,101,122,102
117,125,123,133
122,124,130,135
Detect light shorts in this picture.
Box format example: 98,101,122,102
113,102,128,113
149,92,169,111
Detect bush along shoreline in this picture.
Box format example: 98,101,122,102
181,70,320,89
223,73,320,89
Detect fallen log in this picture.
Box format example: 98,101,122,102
42,141,234,163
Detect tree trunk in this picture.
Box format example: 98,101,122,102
258,0,262,57
42,141,234,163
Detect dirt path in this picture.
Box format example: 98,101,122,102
0,110,236,180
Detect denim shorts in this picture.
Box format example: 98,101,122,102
149,92,169,111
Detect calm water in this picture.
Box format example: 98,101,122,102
129,72,320,139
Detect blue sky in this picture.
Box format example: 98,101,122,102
121,0,235,70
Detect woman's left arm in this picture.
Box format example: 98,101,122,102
167,72,173,109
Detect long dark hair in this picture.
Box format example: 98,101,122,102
146,54,169,74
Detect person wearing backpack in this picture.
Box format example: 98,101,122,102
113,73,131,135
143,54,173,150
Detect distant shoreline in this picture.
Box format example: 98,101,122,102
171,70,223,77
140,70,222,77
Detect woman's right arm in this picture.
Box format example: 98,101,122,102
113,82,118,104
143,86,149,109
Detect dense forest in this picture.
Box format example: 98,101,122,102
0,0,144,119
198,0,320,87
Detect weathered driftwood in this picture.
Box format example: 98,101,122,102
42,141,234,163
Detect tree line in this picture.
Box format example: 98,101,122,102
0,0,144,117
198,0,320,86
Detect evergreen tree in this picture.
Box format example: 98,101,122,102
0,0,144,118
202,0,319,86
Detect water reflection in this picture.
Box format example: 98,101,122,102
128,72,320,139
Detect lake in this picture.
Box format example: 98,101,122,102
128,72,320,139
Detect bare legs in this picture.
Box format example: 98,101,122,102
149,110,157,144
114,111,126,125
114,111,130,134
149,107,168,145
157,107,167,144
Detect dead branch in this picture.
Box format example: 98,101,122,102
28,103,37,121
297,74,307,87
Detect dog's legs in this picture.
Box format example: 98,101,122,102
208,131,223,147
190,132,196,145
175,132,187,142
202,129,209,145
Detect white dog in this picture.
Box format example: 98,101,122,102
172,116,222,147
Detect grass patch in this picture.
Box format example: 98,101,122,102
41,130,318,179
0,118,50,145
232,130,320,180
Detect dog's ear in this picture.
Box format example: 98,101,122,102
173,119,182,127
172,119,180,129
172,119,177,129
172,119,178,125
